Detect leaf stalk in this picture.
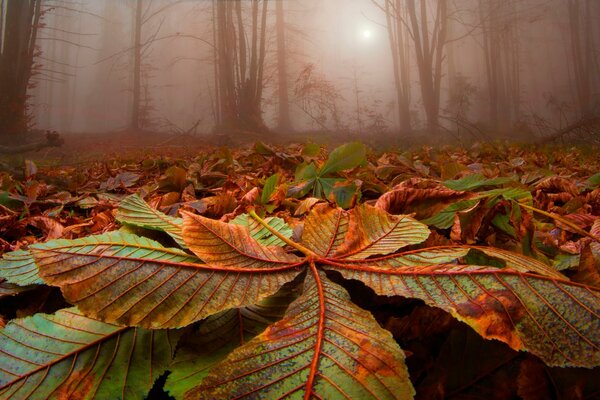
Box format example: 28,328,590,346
248,209,319,258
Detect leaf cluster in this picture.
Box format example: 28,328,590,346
0,190,598,399
1,141,600,399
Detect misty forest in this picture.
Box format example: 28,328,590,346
1,0,600,399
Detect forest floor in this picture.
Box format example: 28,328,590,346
0,135,599,398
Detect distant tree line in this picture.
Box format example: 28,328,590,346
1,0,599,140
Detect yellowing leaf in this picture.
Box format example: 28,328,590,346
116,194,185,247
301,203,350,257
182,211,301,268
230,213,293,247
34,232,301,328
0,308,179,399
188,269,413,400
324,262,600,367
332,204,430,259
165,284,299,399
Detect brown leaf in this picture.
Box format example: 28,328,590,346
294,197,321,216
535,176,579,196
26,216,64,240
239,187,259,205
586,189,600,215
571,243,600,287
376,181,468,220
201,193,237,218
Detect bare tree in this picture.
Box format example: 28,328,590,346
406,0,448,132
275,0,292,132
567,0,599,118
377,0,448,132
129,0,170,130
0,0,42,140
374,0,412,133
214,0,270,133
478,0,521,130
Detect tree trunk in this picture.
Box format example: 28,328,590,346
406,0,447,132
216,1,236,128
215,0,269,133
0,0,40,141
130,0,143,130
567,0,597,118
211,0,220,126
275,0,292,132
382,0,412,133
479,0,520,131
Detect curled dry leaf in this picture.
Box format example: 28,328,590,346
535,176,579,196
376,184,469,220
25,216,64,240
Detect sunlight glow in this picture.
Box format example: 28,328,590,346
361,29,373,39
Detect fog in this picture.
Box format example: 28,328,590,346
2,0,599,142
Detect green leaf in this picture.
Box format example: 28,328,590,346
421,199,480,229
492,213,517,238
0,191,21,210
254,141,276,156
302,142,321,157
587,172,600,187
261,174,279,205
0,250,42,286
291,148,361,200
188,270,414,399
230,214,293,247
443,174,513,191
480,187,532,202
0,308,179,399
553,254,580,271
317,177,344,198
330,181,358,209
319,142,367,176
116,194,185,247
295,162,318,181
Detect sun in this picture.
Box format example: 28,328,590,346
361,29,373,39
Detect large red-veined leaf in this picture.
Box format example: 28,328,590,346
330,204,430,259
116,193,186,247
33,232,302,328
165,283,300,399
182,211,301,268
188,268,413,399
0,250,42,286
323,261,600,367
334,245,566,279
0,307,179,399
301,203,350,257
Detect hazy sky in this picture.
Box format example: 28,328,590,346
28,0,598,135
